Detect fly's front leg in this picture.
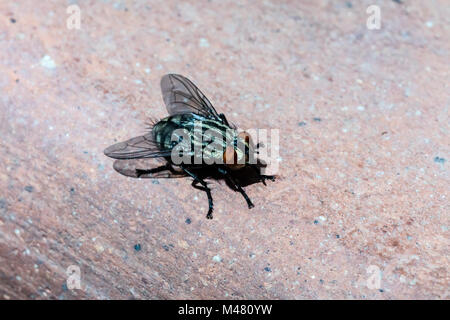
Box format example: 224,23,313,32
181,166,214,219
249,164,275,186
218,167,254,209
259,174,276,185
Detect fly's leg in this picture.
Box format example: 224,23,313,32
235,182,254,209
253,143,276,182
191,181,214,219
218,168,254,209
136,163,170,177
259,174,276,186
181,166,214,219
249,164,275,186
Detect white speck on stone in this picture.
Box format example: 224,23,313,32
95,244,105,253
16,276,22,281
14,229,20,235
199,38,210,47
404,88,412,97
40,55,56,69
425,21,433,28
212,255,222,262
145,68,151,74
376,171,384,177
135,79,143,85
357,105,365,111
415,110,422,116
319,216,326,221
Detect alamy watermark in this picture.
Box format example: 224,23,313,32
366,265,382,290
366,5,381,30
66,5,81,30
66,265,81,290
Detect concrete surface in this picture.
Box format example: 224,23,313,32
0,0,449,299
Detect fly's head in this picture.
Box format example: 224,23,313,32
223,131,255,170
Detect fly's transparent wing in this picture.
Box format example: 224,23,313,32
104,133,172,160
161,74,221,120
112,159,186,179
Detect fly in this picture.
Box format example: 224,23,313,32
104,74,274,219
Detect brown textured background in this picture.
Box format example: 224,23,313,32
0,0,448,299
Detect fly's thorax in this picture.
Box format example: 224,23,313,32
153,113,255,166
192,117,233,164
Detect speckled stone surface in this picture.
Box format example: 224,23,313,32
0,0,448,299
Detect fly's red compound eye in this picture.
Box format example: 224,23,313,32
223,145,245,170
223,145,237,165
237,131,251,144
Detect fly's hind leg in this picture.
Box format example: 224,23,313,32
181,166,214,219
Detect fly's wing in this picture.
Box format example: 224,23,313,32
112,159,186,179
161,74,221,120
104,133,172,160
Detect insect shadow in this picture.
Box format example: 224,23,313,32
113,157,271,189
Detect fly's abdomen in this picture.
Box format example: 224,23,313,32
153,114,194,150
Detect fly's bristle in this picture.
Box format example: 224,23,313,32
144,117,160,130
